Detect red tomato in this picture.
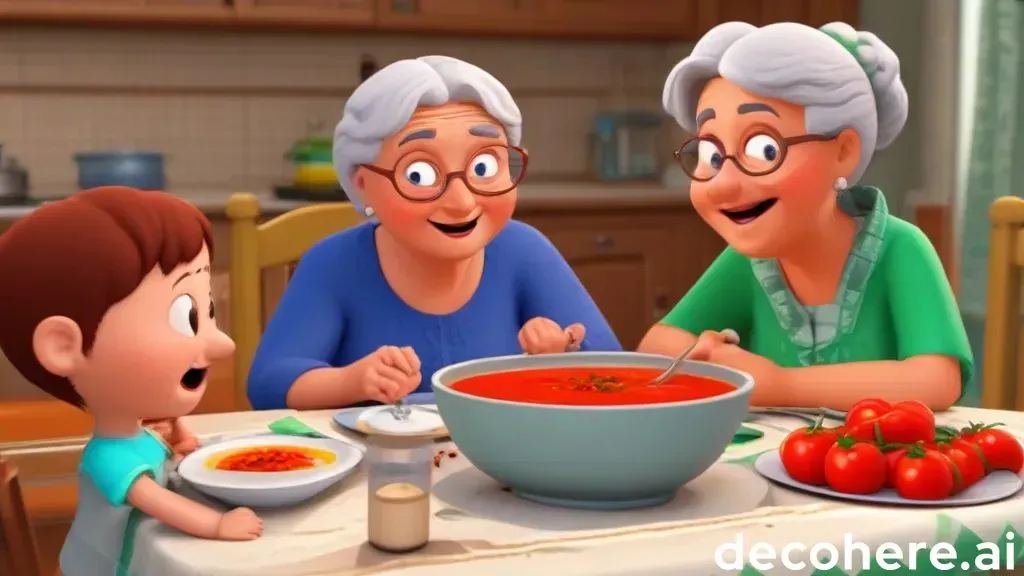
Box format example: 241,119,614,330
959,423,1024,473
846,399,892,428
779,421,840,486
845,399,935,444
935,439,986,492
824,437,886,494
893,446,957,500
883,446,908,488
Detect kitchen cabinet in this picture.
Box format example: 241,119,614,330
537,0,699,39
375,0,545,35
515,199,724,350
697,0,859,34
0,0,856,38
234,0,375,25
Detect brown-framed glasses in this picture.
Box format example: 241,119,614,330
360,144,528,202
674,130,836,182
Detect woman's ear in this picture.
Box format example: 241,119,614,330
352,167,367,192
33,316,86,377
835,128,862,178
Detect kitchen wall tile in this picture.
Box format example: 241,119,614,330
5,27,687,191
243,95,345,186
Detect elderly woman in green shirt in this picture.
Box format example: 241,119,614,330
640,21,972,411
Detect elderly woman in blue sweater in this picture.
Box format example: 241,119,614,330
248,56,621,410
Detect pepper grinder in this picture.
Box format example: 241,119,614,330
364,433,434,553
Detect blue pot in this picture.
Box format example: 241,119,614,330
74,151,166,191
432,352,754,510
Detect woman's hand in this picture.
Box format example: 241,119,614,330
519,317,585,354
353,345,421,403
145,418,200,462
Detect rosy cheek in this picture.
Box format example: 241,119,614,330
479,194,516,222
689,184,718,220
766,151,832,194
376,192,432,225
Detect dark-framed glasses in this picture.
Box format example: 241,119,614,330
673,130,836,182
361,144,528,202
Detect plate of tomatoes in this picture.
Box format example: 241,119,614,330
754,398,1024,506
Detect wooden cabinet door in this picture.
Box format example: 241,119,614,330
540,0,699,38
543,227,663,350
376,0,543,33
697,0,858,35
234,0,374,24
520,207,725,351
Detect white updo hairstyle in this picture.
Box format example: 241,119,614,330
663,21,909,186
333,55,523,212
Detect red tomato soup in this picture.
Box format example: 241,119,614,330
451,367,735,406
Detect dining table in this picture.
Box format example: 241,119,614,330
128,406,1024,576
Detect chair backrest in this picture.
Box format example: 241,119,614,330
226,193,363,410
983,196,1024,411
0,458,42,576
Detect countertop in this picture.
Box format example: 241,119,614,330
0,182,691,221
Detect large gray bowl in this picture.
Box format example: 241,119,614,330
432,352,753,510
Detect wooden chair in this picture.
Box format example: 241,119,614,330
982,196,1024,411
0,458,43,576
226,193,363,409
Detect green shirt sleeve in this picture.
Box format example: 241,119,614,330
884,220,974,399
662,247,754,340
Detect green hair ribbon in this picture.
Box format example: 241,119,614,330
820,28,876,79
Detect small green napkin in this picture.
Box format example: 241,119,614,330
731,424,764,445
267,416,328,438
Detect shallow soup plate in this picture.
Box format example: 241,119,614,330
177,434,363,509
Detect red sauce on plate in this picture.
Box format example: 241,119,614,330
451,367,734,406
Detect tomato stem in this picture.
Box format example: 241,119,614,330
806,415,826,434
835,435,857,449
873,421,884,445
905,444,926,458
879,442,910,452
963,421,1004,434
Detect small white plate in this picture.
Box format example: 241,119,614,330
358,405,445,435
755,451,1023,507
178,434,362,508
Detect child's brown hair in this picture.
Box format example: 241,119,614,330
0,187,214,409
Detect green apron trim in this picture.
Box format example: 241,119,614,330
117,507,144,576
750,186,888,365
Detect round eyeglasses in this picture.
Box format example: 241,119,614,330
674,130,837,182
360,144,528,202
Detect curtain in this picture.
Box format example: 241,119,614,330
957,0,1024,405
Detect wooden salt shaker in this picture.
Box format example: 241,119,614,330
363,429,435,553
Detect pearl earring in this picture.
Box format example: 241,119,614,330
363,206,375,217
833,177,848,193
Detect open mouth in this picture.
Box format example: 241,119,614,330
721,198,778,224
429,217,479,238
180,367,208,391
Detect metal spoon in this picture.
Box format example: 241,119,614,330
648,328,740,386
390,401,411,421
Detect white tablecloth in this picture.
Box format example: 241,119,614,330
128,407,1024,576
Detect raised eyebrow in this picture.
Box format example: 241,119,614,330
172,271,192,288
696,108,716,126
737,103,779,117
469,124,501,138
398,129,436,146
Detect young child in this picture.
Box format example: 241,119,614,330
0,187,263,575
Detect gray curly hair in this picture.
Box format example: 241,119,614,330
333,55,523,211
663,21,908,185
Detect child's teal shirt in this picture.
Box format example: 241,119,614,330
60,428,171,576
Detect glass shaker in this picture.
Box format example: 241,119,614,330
365,434,433,553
